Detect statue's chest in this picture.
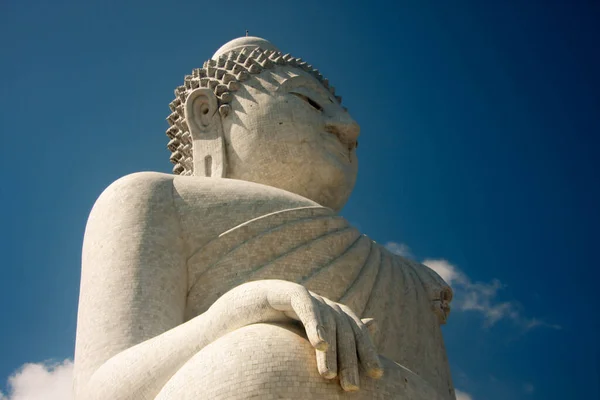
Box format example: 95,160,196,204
183,206,370,321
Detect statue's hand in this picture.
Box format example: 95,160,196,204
209,279,383,392
299,293,384,392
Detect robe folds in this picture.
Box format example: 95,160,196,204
184,205,455,397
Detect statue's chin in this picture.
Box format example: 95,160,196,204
303,183,353,212
228,160,356,212
269,179,353,212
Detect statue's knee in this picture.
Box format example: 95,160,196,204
157,323,337,399
156,323,444,400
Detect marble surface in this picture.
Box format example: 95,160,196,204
73,37,456,399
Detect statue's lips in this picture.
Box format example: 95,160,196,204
321,132,353,163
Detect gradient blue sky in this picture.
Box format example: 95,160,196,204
1,1,598,399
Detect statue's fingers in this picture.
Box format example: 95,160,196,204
326,300,360,392
313,296,337,379
289,286,327,351
342,307,383,379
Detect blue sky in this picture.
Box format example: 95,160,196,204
1,0,598,399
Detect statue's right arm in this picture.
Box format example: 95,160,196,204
74,172,207,399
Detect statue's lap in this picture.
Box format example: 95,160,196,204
155,323,443,400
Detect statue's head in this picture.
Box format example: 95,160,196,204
166,37,359,212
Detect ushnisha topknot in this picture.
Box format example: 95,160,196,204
166,44,342,176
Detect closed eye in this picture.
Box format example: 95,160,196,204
290,92,323,112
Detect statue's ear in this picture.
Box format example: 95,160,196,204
185,88,218,134
184,88,227,177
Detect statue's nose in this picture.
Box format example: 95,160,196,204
324,112,360,146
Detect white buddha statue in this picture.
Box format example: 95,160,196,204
73,37,456,399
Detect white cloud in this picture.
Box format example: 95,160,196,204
419,258,462,286
455,389,474,400
385,242,560,330
0,360,73,400
384,242,413,258
423,258,560,330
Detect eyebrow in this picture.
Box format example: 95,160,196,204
278,75,333,102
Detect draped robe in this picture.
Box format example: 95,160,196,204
184,205,454,397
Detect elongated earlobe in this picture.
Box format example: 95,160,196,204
184,88,227,177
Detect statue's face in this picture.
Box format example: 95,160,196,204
222,66,359,211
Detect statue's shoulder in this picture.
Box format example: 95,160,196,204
93,171,177,213
91,172,321,246
94,171,319,218
84,172,181,247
